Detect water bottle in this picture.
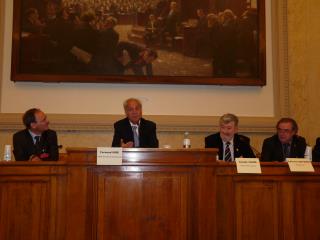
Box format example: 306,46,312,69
304,145,312,161
3,145,12,161
183,132,191,148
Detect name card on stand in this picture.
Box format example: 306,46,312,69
97,147,122,165
287,158,314,172
235,158,262,174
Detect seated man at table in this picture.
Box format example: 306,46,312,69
313,137,320,161
205,113,255,161
261,118,306,162
13,108,59,161
112,98,159,148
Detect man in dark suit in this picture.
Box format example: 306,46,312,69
13,108,59,161
93,16,119,74
163,1,180,37
313,138,320,161
205,113,255,161
115,41,158,76
112,98,158,148
261,118,306,162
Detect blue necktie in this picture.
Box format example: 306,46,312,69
283,143,290,158
132,126,139,147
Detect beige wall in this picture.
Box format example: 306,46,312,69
288,0,320,144
1,0,274,116
1,0,320,158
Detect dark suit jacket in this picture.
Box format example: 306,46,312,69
205,133,255,160
116,41,153,76
112,117,159,148
13,129,59,161
313,137,320,162
261,134,306,162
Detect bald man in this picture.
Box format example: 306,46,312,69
112,98,158,148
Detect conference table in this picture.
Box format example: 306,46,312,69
0,148,319,240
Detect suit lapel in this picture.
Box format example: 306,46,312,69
233,135,240,158
25,129,36,154
275,138,285,161
218,135,224,160
138,118,145,146
125,118,134,142
289,136,298,157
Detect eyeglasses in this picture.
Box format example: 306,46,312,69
277,128,293,134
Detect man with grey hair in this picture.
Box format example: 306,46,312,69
112,98,158,148
205,113,255,161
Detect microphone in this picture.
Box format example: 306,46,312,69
239,135,261,158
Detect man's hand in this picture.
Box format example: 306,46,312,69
120,139,134,148
29,155,42,161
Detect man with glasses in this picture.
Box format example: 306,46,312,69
13,108,59,161
261,118,306,161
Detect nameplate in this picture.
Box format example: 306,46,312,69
287,158,314,172
97,147,122,165
235,158,262,174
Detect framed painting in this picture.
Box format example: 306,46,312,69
11,0,266,85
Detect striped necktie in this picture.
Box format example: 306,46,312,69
224,142,232,161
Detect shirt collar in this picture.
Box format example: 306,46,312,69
223,138,234,145
28,130,41,144
129,120,140,127
28,130,41,138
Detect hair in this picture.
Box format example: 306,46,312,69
25,8,38,17
197,8,205,15
207,13,219,27
223,9,236,19
276,117,298,132
219,113,239,126
123,98,142,110
23,108,40,128
81,11,95,22
146,48,158,59
170,1,177,8
106,16,118,27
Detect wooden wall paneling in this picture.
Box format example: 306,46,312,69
295,180,320,240
0,163,67,240
235,180,279,240
2,151,320,240
0,177,50,240
87,166,191,240
66,148,218,240
64,165,90,240
193,166,216,240
280,181,295,240
215,166,236,240
215,163,320,240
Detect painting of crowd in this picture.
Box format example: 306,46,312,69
20,0,159,76
19,0,260,78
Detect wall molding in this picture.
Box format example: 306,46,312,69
272,0,289,117
0,0,4,101
0,0,288,134
0,113,277,133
